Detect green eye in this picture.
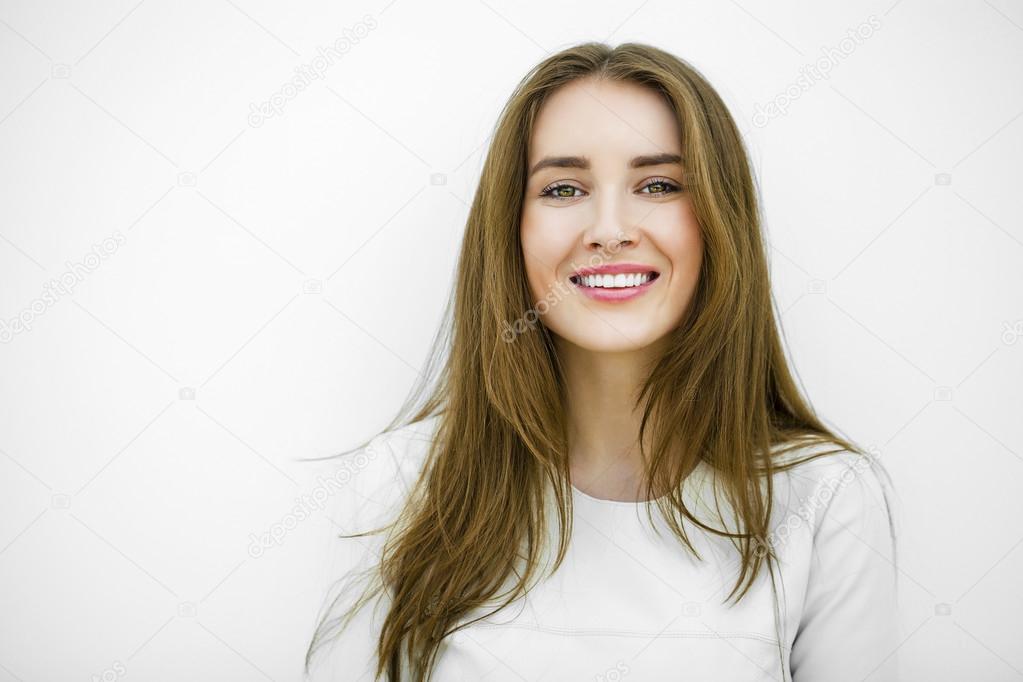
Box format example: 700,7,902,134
640,178,681,195
539,183,585,200
538,178,681,201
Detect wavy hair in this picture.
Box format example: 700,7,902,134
305,41,894,682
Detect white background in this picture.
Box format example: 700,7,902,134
1,0,1021,680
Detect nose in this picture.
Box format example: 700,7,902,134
582,192,639,253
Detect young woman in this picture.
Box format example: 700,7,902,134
305,42,899,682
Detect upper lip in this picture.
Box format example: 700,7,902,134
571,263,659,277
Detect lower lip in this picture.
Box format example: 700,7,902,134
570,272,660,302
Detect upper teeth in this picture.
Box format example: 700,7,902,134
577,272,652,288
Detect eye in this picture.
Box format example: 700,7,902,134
537,178,682,202
638,177,682,196
539,182,586,201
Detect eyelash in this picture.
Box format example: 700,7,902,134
538,177,681,201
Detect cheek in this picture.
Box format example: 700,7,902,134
520,208,575,292
648,204,703,285
646,205,703,300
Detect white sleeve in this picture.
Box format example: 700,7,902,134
789,455,901,682
305,432,404,682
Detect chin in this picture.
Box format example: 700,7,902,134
552,324,669,354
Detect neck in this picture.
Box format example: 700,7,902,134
555,335,666,499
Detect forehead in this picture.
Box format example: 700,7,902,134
528,77,682,163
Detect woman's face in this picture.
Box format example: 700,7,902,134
520,76,703,354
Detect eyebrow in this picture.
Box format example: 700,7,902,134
528,152,682,178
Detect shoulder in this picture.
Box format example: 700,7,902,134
308,417,441,681
333,414,441,533
777,441,901,678
768,439,895,546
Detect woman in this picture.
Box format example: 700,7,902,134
305,41,899,682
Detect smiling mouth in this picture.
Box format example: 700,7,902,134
569,271,660,289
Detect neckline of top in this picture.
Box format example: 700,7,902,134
569,459,710,507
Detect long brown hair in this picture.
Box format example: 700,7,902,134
305,41,894,682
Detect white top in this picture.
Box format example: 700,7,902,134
309,416,900,682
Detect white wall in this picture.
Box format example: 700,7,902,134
0,0,1021,679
